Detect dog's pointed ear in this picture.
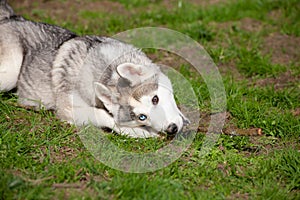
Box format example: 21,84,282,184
94,82,117,109
117,63,156,86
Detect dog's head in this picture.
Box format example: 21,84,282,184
94,62,189,135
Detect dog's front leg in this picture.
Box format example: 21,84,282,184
70,106,115,128
55,93,159,137
115,127,159,138
54,91,115,128
71,107,159,138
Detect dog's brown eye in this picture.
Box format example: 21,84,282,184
152,95,159,105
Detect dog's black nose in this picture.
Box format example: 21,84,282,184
166,123,178,134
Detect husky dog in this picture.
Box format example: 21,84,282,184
0,0,189,137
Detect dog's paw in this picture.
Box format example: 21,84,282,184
116,127,159,138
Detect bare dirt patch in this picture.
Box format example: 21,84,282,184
292,108,300,117
198,112,262,136
209,20,235,32
262,32,300,65
218,61,245,81
210,17,265,33
252,71,300,90
267,9,282,21
159,0,228,9
10,0,126,23
249,136,300,156
239,17,264,33
189,0,228,7
227,192,250,200
34,138,82,163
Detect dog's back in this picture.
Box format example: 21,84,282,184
0,0,14,21
0,0,76,109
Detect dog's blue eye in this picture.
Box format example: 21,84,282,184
138,114,147,121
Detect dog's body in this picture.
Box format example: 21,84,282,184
0,1,188,137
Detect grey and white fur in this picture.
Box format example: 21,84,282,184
0,0,189,137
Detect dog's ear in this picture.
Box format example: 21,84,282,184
94,82,117,110
117,63,156,86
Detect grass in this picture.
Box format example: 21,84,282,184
1,0,300,199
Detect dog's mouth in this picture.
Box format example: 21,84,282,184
180,114,190,126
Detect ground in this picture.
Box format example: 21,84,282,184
1,0,300,199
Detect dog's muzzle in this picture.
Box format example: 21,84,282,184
166,117,190,134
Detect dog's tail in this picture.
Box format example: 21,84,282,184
0,0,15,21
